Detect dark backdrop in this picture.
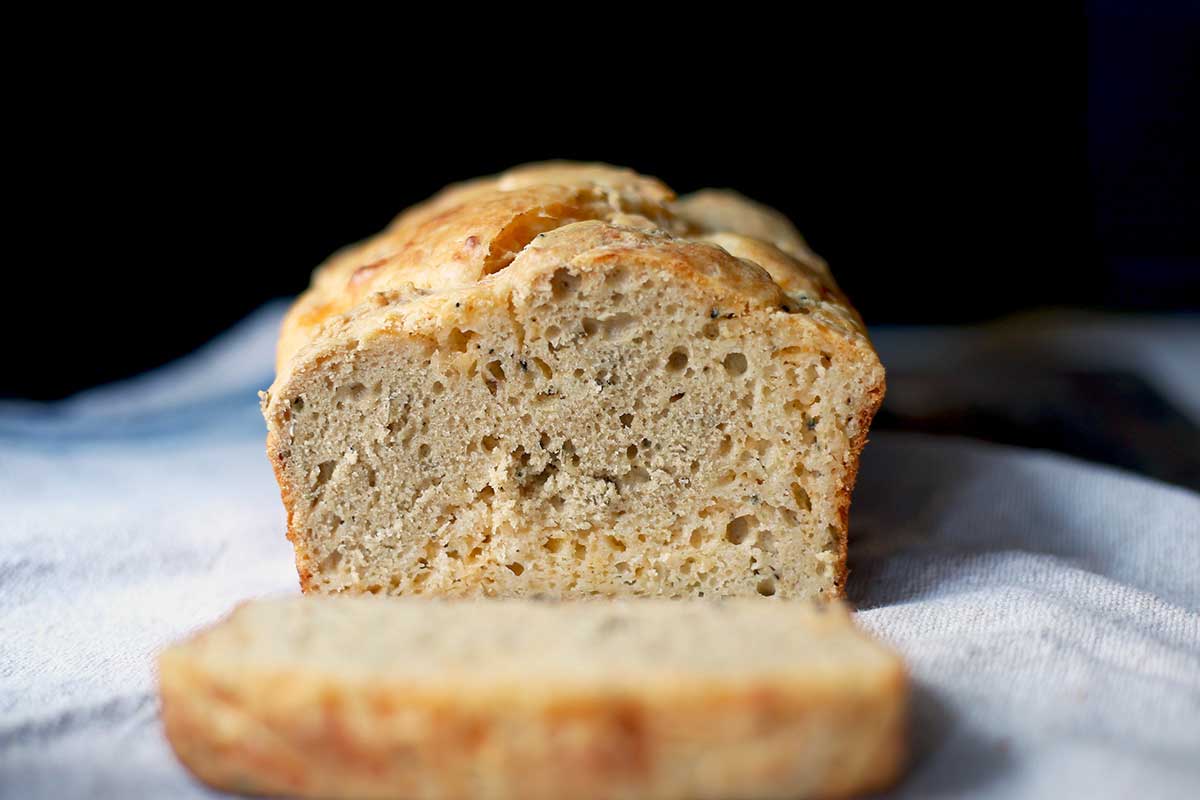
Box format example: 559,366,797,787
6,8,1197,400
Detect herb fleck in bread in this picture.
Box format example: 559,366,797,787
159,596,907,799
262,162,885,599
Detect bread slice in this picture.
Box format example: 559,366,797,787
261,162,885,599
159,596,907,799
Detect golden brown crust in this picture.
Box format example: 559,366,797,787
834,377,887,597
158,598,908,799
163,677,906,800
273,163,866,376
674,188,824,270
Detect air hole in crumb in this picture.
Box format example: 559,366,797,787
515,448,531,467
531,357,553,379
482,435,499,452
619,413,634,427
539,432,551,448
335,382,365,402
315,460,335,487
820,352,833,368
666,349,689,372
680,558,693,575
626,444,638,459
607,535,627,552
689,529,704,548
550,268,579,300
467,547,483,562
757,578,776,596
549,494,565,510
543,537,563,554
291,397,305,412
791,483,812,511
574,542,587,560
445,328,473,352
725,515,755,545
581,317,599,337
486,361,506,381
573,368,585,380
418,444,430,459
603,313,635,337
319,548,342,572
507,562,525,576
723,352,748,376
431,381,445,395
478,485,495,503
669,392,685,403
702,321,720,339
624,467,650,485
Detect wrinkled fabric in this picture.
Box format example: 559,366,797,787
1,304,1197,798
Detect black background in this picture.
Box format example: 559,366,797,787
6,7,1197,400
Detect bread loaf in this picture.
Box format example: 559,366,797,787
159,596,907,799
261,162,885,599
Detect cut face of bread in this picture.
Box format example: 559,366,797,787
262,162,884,599
159,596,908,800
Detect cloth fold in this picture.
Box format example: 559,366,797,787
1,306,1197,798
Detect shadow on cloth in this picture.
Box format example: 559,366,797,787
878,682,1013,798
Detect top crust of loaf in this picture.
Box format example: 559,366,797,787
270,162,872,388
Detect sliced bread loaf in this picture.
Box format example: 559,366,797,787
159,596,907,799
261,162,885,599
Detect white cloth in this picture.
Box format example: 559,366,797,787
1,305,1197,798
